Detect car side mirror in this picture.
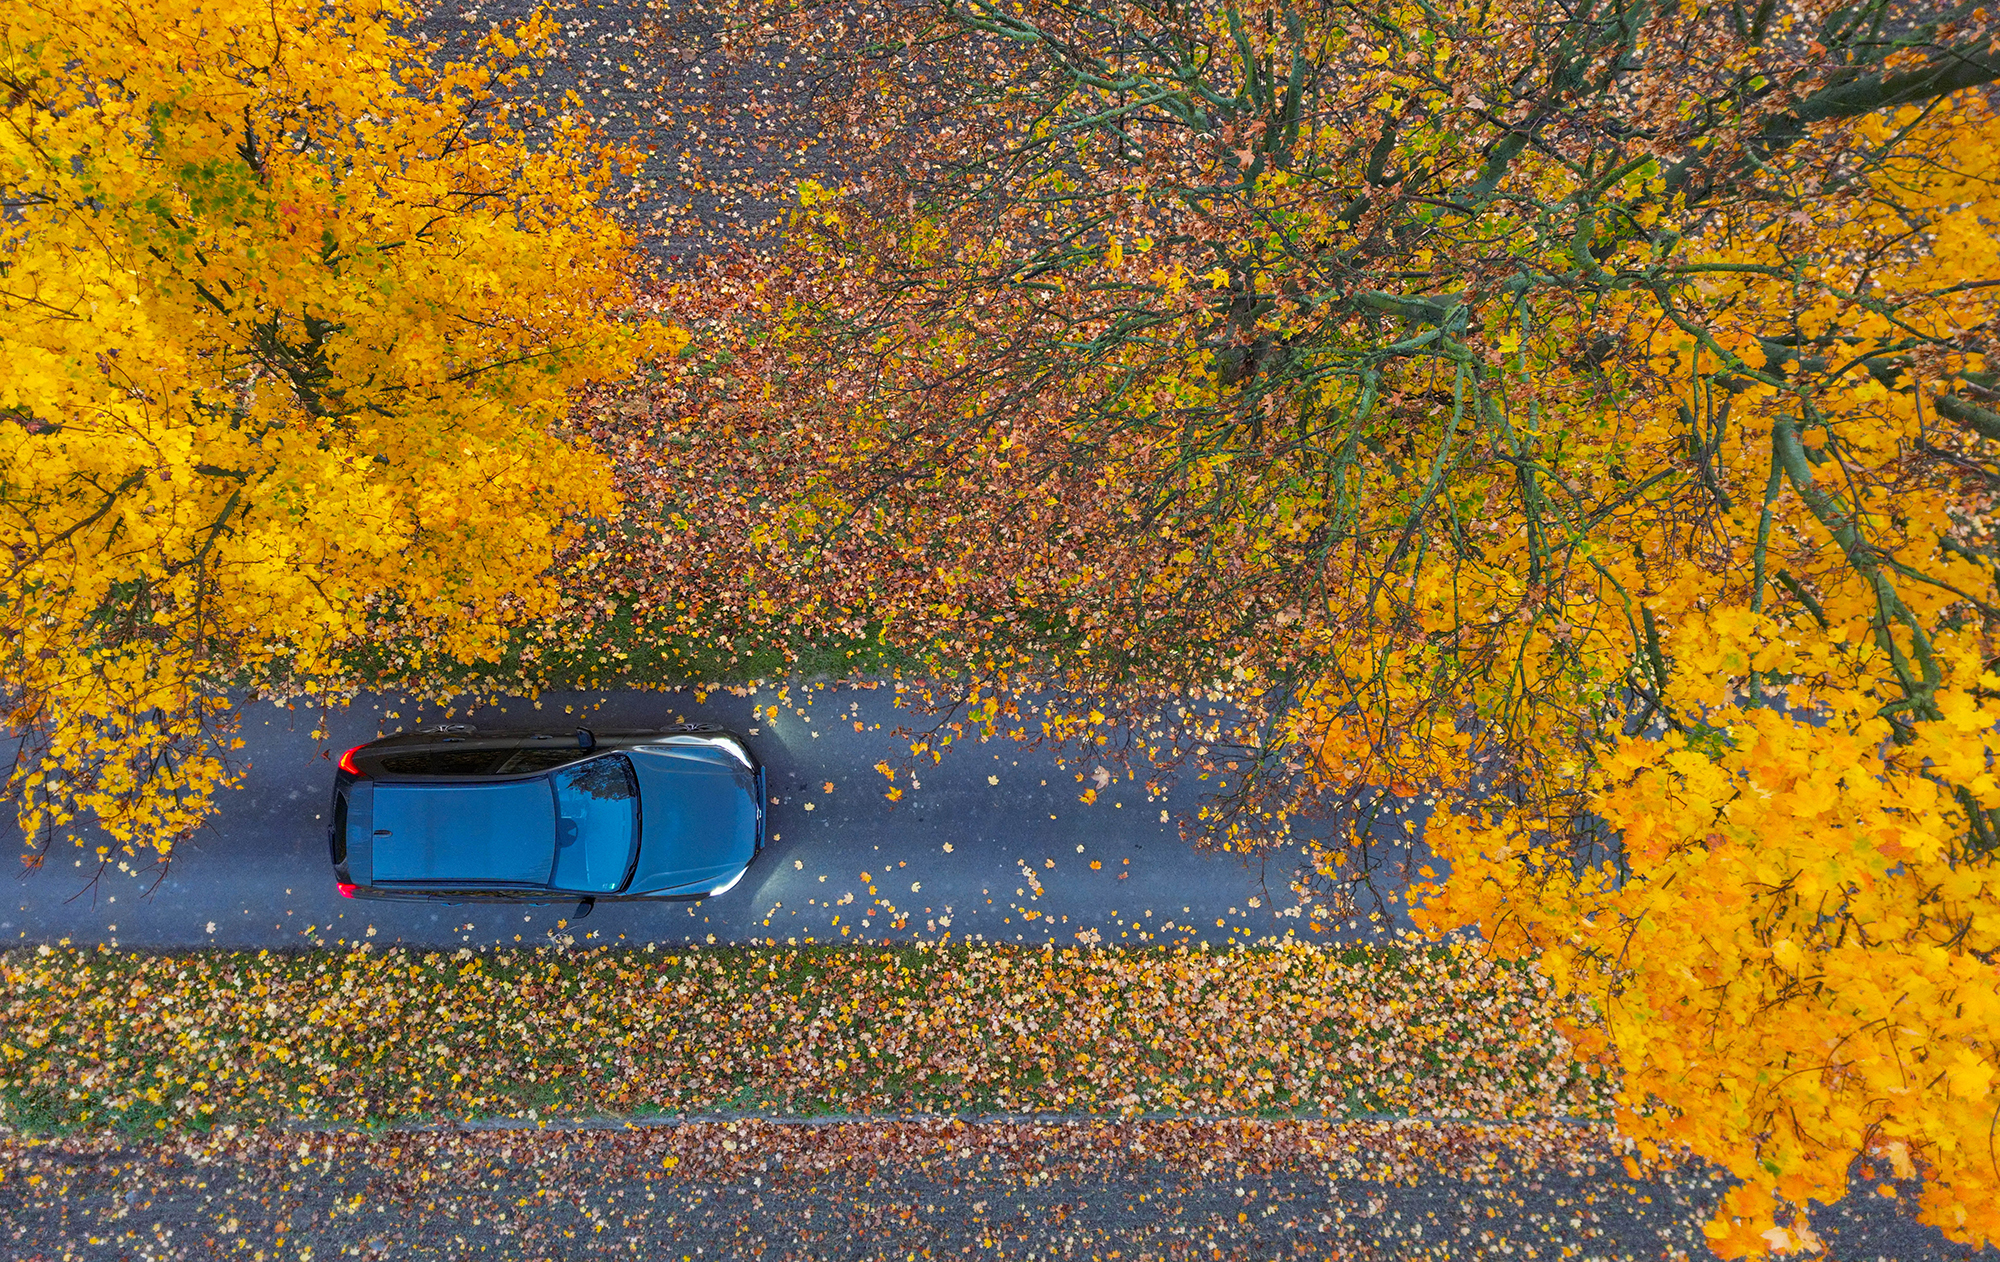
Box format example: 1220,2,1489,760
574,897,595,920
577,728,595,751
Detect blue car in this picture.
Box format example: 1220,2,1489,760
329,724,765,915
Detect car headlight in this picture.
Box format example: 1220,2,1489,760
647,735,753,769
708,868,746,897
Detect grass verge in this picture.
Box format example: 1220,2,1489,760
269,605,920,704
0,940,1614,1137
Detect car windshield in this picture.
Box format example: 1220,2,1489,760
550,755,640,893
371,780,556,884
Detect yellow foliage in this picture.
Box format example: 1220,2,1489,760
568,2,2000,1247
1395,94,2000,1251
0,0,666,856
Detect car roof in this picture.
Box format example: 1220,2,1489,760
371,779,556,884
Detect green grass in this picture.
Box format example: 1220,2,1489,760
298,604,920,698
0,940,1615,1138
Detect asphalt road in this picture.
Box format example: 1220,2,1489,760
6,1120,1990,1262
7,8,1997,1261
416,0,883,264
0,4,1423,952
7,683,1405,951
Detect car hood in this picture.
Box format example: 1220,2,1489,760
627,743,759,896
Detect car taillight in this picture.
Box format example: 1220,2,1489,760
338,745,363,775
337,882,356,898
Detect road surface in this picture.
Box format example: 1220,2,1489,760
8,683,1410,951
5,1119,1989,1262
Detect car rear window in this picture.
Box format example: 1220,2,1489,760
330,789,348,865
381,748,507,775
371,781,556,884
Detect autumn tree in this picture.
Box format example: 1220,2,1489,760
622,0,2000,1250
1,0,673,864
